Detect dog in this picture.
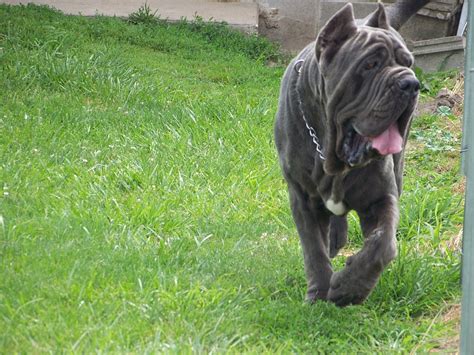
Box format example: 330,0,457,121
274,0,430,306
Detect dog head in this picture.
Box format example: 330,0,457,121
315,3,419,175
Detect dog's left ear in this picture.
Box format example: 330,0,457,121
365,2,390,29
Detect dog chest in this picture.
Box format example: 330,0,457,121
325,197,347,216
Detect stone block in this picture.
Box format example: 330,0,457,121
400,0,463,41
411,36,465,72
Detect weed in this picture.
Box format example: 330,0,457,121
176,14,282,62
128,3,159,25
414,67,459,98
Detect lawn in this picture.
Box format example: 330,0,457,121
0,4,464,352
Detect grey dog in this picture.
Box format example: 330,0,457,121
274,0,430,306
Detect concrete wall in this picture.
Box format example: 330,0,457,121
258,0,319,53
256,0,463,54
257,0,385,53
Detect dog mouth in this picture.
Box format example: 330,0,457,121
368,121,403,155
342,125,372,166
342,120,403,167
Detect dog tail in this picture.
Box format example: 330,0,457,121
386,0,430,30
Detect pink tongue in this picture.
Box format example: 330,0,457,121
370,123,403,155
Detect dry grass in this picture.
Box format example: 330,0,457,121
431,304,461,353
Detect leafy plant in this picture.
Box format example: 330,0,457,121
414,67,459,97
128,3,159,25
412,127,458,152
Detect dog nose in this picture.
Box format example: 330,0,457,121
398,77,420,94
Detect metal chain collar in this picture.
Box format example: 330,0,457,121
294,59,326,161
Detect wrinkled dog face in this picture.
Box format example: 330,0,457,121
316,4,419,172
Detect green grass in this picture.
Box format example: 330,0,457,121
0,4,464,352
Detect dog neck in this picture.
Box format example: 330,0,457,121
294,58,327,161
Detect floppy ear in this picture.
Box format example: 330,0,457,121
364,2,390,29
316,3,357,62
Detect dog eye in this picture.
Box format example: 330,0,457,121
364,60,378,70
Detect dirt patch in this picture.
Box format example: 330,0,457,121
443,227,463,254
452,176,466,195
430,304,461,353
416,73,464,118
416,89,463,117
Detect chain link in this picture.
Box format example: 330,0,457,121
294,60,326,161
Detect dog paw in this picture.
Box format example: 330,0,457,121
327,262,381,307
327,272,371,306
306,289,328,303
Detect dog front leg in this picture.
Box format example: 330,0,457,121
329,215,348,258
288,184,333,302
328,194,399,306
